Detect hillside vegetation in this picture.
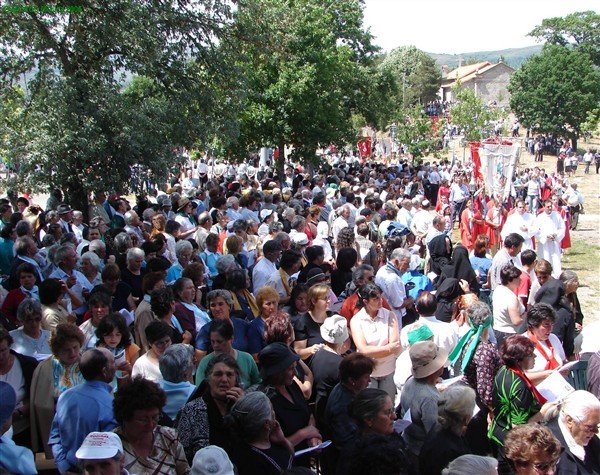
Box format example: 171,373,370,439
428,45,543,69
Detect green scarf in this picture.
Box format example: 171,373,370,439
448,315,492,372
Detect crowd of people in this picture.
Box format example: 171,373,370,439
0,152,598,475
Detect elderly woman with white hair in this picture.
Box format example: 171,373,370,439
159,344,196,422
544,390,600,474
420,385,476,475
166,240,193,284
442,455,498,475
210,253,236,291
79,251,103,288
121,247,145,301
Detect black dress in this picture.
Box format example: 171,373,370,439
309,348,342,410
229,442,293,475
265,383,312,467
419,426,471,475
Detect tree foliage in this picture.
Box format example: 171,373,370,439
378,46,441,110
508,45,600,143
528,10,600,66
449,83,503,142
394,106,443,163
0,0,239,206
229,0,382,166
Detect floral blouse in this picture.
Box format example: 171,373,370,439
462,339,502,408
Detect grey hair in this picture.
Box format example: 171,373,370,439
15,236,35,256
438,385,476,433
126,247,145,263
80,251,101,270
158,344,194,383
88,239,106,253
16,298,42,323
207,289,233,307
113,232,132,253
228,392,273,442
175,239,193,257
290,216,305,230
466,301,492,327
73,210,83,220
273,232,290,246
215,254,236,275
390,247,410,262
442,455,498,475
124,211,138,225
559,270,578,286
197,212,212,225
282,208,295,218
546,389,600,422
268,221,284,233
352,264,375,285
54,244,75,266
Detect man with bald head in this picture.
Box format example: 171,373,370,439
49,348,118,474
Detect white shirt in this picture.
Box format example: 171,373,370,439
524,332,565,372
400,316,458,355
252,257,278,292
331,216,348,243
375,264,407,323
501,211,536,250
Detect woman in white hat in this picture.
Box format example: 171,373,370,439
308,315,349,411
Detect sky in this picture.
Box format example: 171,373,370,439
363,0,597,54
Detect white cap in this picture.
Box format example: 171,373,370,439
76,432,123,460
192,445,235,475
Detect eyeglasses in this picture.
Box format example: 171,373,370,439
319,297,332,303
531,459,559,473
132,414,160,425
570,415,600,433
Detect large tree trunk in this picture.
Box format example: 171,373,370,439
66,183,89,222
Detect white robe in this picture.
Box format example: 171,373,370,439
532,211,565,277
501,211,536,250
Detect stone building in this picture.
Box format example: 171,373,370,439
440,61,515,107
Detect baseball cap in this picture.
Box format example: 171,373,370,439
76,432,123,460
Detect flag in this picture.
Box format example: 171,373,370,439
357,138,371,158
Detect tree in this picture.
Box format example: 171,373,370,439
528,11,600,66
0,1,239,210
229,0,381,168
449,83,503,143
378,46,441,110
508,45,600,149
394,106,444,164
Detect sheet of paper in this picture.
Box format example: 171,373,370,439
436,375,463,391
556,360,579,372
119,308,135,326
393,419,412,433
537,371,574,402
294,440,332,457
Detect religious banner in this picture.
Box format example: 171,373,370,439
357,138,372,158
472,139,521,202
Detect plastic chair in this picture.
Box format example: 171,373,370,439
566,360,588,390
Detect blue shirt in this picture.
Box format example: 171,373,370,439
166,261,184,284
161,380,196,420
402,271,434,300
195,317,248,353
0,434,37,474
49,380,117,473
247,317,266,355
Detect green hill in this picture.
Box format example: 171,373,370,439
428,45,543,70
